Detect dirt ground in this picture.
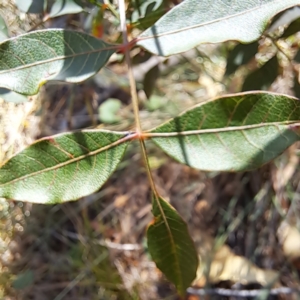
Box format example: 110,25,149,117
2,2,300,300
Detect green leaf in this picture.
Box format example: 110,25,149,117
0,88,28,103
295,49,300,63
0,29,116,95
242,55,279,91
12,270,34,290
293,72,300,98
0,14,9,42
148,92,300,171
15,0,46,14
147,195,198,296
225,42,259,76
146,95,165,111
49,0,84,18
131,0,166,30
0,130,132,203
98,98,122,124
143,64,159,98
137,0,300,56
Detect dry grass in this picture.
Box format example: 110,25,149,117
2,2,300,300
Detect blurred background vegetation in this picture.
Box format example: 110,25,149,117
2,0,300,299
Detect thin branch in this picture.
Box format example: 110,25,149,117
59,229,142,250
118,0,158,194
266,34,292,62
118,0,142,134
139,139,158,194
187,287,300,298
118,0,165,235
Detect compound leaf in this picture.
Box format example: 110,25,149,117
137,0,300,56
0,130,132,203
148,92,300,171
0,29,116,95
147,195,198,296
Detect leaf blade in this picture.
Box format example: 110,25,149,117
148,92,300,171
242,55,279,91
0,130,132,203
0,88,28,103
0,29,117,95
49,0,84,18
225,42,259,76
15,0,45,14
147,195,198,296
137,0,300,56
0,14,9,42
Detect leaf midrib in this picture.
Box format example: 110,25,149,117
154,196,184,293
0,132,133,186
0,43,117,75
147,121,300,136
138,0,292,40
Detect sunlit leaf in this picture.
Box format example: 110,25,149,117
0,14,9,42
146,95,165,111
0,88,28,103
15,0,46,14
147,195,198,296
98,98,122,124
225,42,259,76
194,240,279,287
0,130,132,203
131,0,166,30
0,29,117,95
148,92,300,171
242,55,279,91
137,0,300,56
49,0,84,18
269,6,300,34
91,6,105,38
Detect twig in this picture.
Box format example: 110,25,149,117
187,287,300,298
119,0,142,134
59,229,142,250
266,34,292,62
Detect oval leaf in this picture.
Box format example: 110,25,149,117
147,195,198,296
137,0,300,56
131,0,167,30
148,92,300,171
281,17,300,38
0,14,9,42
49,0,84,18
0,29,117,95
225,42,259,76
15,0,45,14
98,98,122,124
242,55,279,91
0,88,28,103
0,130,132,203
